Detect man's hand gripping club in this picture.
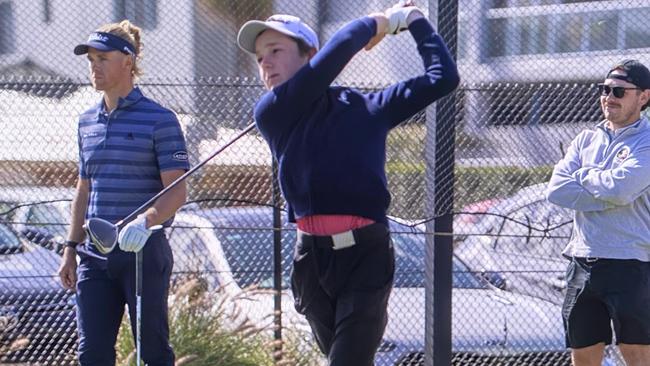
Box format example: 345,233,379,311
118,214,162,252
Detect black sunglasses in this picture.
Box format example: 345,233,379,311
597,84,641,98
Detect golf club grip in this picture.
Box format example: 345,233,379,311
136,250,143,295
116,122,257,229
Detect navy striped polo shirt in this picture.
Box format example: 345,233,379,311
77,87,189,225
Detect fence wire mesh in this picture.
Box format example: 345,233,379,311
1,0,647,365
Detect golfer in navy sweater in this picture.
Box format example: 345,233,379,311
237,1,459,364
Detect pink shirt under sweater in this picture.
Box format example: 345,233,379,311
296,215,375,236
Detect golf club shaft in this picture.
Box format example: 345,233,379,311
136,250,143,366
116,122,256,229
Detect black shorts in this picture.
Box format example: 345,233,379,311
562,257,650,348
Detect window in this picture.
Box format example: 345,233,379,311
586,12,617,51
493,0,607,7
0,1,15,54
114,0,157,30
485,82,602,126
485,3,650,57
27,204,68,237
0,223,21,253
624,8,650,50
218,228,289,289
554,14,583,53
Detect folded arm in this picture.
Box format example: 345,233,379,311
546,136,613,211
572,144,650,205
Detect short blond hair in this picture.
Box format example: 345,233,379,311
97,20,144,78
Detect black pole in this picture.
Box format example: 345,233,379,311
432,0,458,365
271,159,283,363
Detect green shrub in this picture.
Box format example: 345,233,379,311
115,277,324,366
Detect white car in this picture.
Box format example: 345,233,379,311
178,205,574,366
453,183,623,365
453,183,571,304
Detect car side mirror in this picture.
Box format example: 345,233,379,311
481,271,508,290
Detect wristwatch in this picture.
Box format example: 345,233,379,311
65,240,79,249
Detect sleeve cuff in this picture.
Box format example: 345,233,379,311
360,16,378,37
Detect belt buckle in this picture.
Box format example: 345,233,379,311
585,257,599,263
331,230,355,250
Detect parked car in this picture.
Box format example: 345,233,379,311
453,183,572,305
175,205,577,366
167,210,314,341
0,220,76,364
452,183,624,365
0,186,74,253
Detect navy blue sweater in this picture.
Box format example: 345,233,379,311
254,16,460,224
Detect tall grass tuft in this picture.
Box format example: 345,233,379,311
115,276,324,366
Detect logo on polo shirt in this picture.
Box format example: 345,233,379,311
83,131,102,138
615,146,630,163
172,151,188,161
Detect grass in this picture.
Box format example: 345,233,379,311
115,276,324,366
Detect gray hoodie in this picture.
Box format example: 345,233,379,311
546,118,650,261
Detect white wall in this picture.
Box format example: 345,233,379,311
2,0,194,83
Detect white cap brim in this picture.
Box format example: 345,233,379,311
237,19,315,54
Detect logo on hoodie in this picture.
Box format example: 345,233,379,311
615,146,630,163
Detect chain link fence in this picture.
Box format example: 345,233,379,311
1,0,648,365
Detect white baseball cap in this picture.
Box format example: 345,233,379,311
237,14,319,54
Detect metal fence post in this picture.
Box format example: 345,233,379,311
425,0,458,365
272,159,283,363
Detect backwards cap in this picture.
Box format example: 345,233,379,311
606,59,650,90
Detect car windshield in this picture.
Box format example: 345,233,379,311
492,199,572,258
26,203,69,237
390,228,486,289
0,223,22,253
218,228,293,289
217,222,486,290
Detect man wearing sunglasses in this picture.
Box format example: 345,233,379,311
546,59,650,366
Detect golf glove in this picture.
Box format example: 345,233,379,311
386,3,419,35
118,215,153,252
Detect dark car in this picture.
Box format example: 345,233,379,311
0,221,76,364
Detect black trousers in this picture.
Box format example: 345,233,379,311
291,223,395,366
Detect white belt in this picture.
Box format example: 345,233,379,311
297,229,356,250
